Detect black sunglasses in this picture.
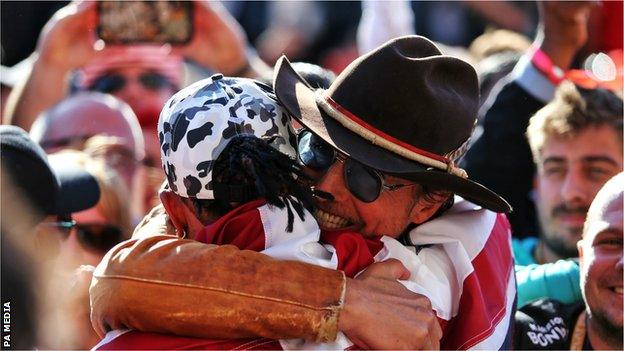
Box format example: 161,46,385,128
88,72,174,94
38,216,125,254
74,223,125,253
297,130,416,203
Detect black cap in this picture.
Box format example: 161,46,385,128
1,126,100,217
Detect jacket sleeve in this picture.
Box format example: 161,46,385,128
515,260,582,308
89,206,345,342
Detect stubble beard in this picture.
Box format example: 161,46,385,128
588,310,624,349
541,229,580,259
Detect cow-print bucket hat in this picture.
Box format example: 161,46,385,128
158,74,297,199
274,35,511,213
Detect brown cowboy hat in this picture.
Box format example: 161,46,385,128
273,35,511,213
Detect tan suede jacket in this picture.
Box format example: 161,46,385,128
90,205,345,342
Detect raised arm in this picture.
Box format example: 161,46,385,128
4,2,101,129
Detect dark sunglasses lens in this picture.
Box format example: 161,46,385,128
139,73,171,90
77,225,124,252
297,131,335,171
90,74,126,93
344,159,382,203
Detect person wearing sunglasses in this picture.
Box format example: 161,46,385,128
1,126,101,349
5,1,271,170
30,92,147,222
90,38,515,350
47,150,132,268
96,71,522,350
94,74,459,350
271,36,517,349
43,150,131,349
77,46,183,168
91,74,441,350
1,126,101,223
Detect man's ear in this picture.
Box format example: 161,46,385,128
160,189,189,236
159,189,205,239
409,194,450,224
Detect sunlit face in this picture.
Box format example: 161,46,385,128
535,125,622,258
578,188,623,340
101,66,177,197
312,160,437,238
106,66,177,128
90,66,174,163
34,98,145,197
38,104,140,159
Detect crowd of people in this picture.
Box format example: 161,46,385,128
1,1,622,350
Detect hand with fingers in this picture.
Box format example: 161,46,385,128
173,1,249,76
339,259,443,350
36,1,106,71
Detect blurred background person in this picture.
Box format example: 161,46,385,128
514,81,622,308
0,57,33,121
29,92,147,221
468,29,532,107
74,45,182,166
462,1,599,237
48,149,132,270
514,172,623,350
3,1,270,220
47,149,133,349
0,126,100,225
2,126,130,349
0,125,100,348
3,1,261,130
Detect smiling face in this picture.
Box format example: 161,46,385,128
534,125,622,259
312,159,447,238
578,174,623,347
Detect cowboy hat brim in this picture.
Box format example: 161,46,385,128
274,56,511,213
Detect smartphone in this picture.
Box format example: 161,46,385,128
97,1,194,45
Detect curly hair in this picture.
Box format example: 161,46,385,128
191,135,315,232
527,81,623,162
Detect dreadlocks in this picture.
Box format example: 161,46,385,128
192,135,315,232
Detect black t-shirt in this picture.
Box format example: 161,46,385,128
514,298,590,350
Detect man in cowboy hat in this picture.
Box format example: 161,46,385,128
273,35,515,349
90,36,515,349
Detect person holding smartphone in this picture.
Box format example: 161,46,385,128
4,1,273,218
3,1,269,157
